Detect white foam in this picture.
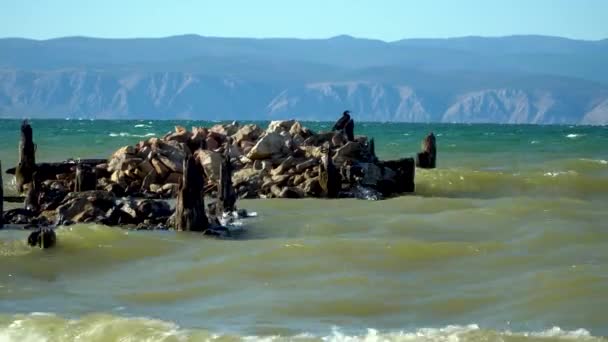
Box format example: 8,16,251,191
566,133,583,139
109,132,155,138
544,170,578,177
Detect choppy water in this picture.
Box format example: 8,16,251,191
1,119,607,341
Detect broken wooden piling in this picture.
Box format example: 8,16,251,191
74,164,97,192
216,149,237,216
16,120,36,193
0,160,3,229
175,154,209,231
416,132,436,169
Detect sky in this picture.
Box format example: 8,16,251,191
1,0,607,41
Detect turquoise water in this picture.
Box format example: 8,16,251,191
0,119,607,341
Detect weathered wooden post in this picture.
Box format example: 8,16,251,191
319,149,340,198
416,132,436,169
27,227,56,249
74,164,97,192
0,160,3,229
16,120,36,193
216,148,236,216
25,172,41,213
369,138,378,163
175,154,209,231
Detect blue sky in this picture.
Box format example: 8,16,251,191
1,0,607,41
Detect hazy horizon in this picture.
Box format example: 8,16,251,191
2,0,607,41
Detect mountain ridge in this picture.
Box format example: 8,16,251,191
0,34,606,124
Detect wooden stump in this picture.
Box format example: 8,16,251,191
0,160,3,229
319,150,340,198
27,227,56,249
25,172,42,213
369,138,378,163
74,164,97,192
416,132,436,169
381,158,416,193
15,120,36,193
216,151,237,216
175,154,209,231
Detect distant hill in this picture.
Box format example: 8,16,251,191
0,35,607,124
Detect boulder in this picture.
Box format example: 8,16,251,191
190,127,208,148
279,187,305,199
156,153,184,174
247,132,291,160
195,150,222,182
271,156,301,176
232,168,260,187
210,122,240,136
232,124,263,144
56,191,116,225
165,126,192,144
333,141,362,166
151,158,171,179
299,177,323,197
295,158,318,172
289,121,312,138
302,132,335,146
267,120,296,133
205,137,220,150
359,163,383,187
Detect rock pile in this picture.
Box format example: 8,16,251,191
100,120,415,200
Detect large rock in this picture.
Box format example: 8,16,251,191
333,141,363,166
190,127,208,148
210,122,240,136
165,126,192,144
195,150,222,182
299,177,323,196
271,156,302,176
232,124,263,144
359,163,383,187
267,120,296,133
56,191,116,225
232,168,260,187
247,132,291,160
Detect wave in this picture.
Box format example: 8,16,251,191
0,313,603,341
108,132,156,138
415,166,608,200
566,133,584,139
134,124,152,128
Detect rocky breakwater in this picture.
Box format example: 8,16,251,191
103,120,415,201
3,120,415,240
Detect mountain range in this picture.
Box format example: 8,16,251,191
0,34,607,124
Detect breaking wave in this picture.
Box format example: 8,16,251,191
108,132,156,138
0,313,604,342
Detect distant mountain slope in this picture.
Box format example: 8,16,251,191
0,34,607,123
1,69,607,124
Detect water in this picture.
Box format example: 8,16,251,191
1,119,607,341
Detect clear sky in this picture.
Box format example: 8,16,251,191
1,0,607,41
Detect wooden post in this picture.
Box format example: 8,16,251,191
16,120,36,193
416,132,436,169
27,227,56,249
216,150,236,216
175,154,209,231
369,138,378,163
0,160,3,229
319,149,340,198
25,172,41,213
74,164,97,192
